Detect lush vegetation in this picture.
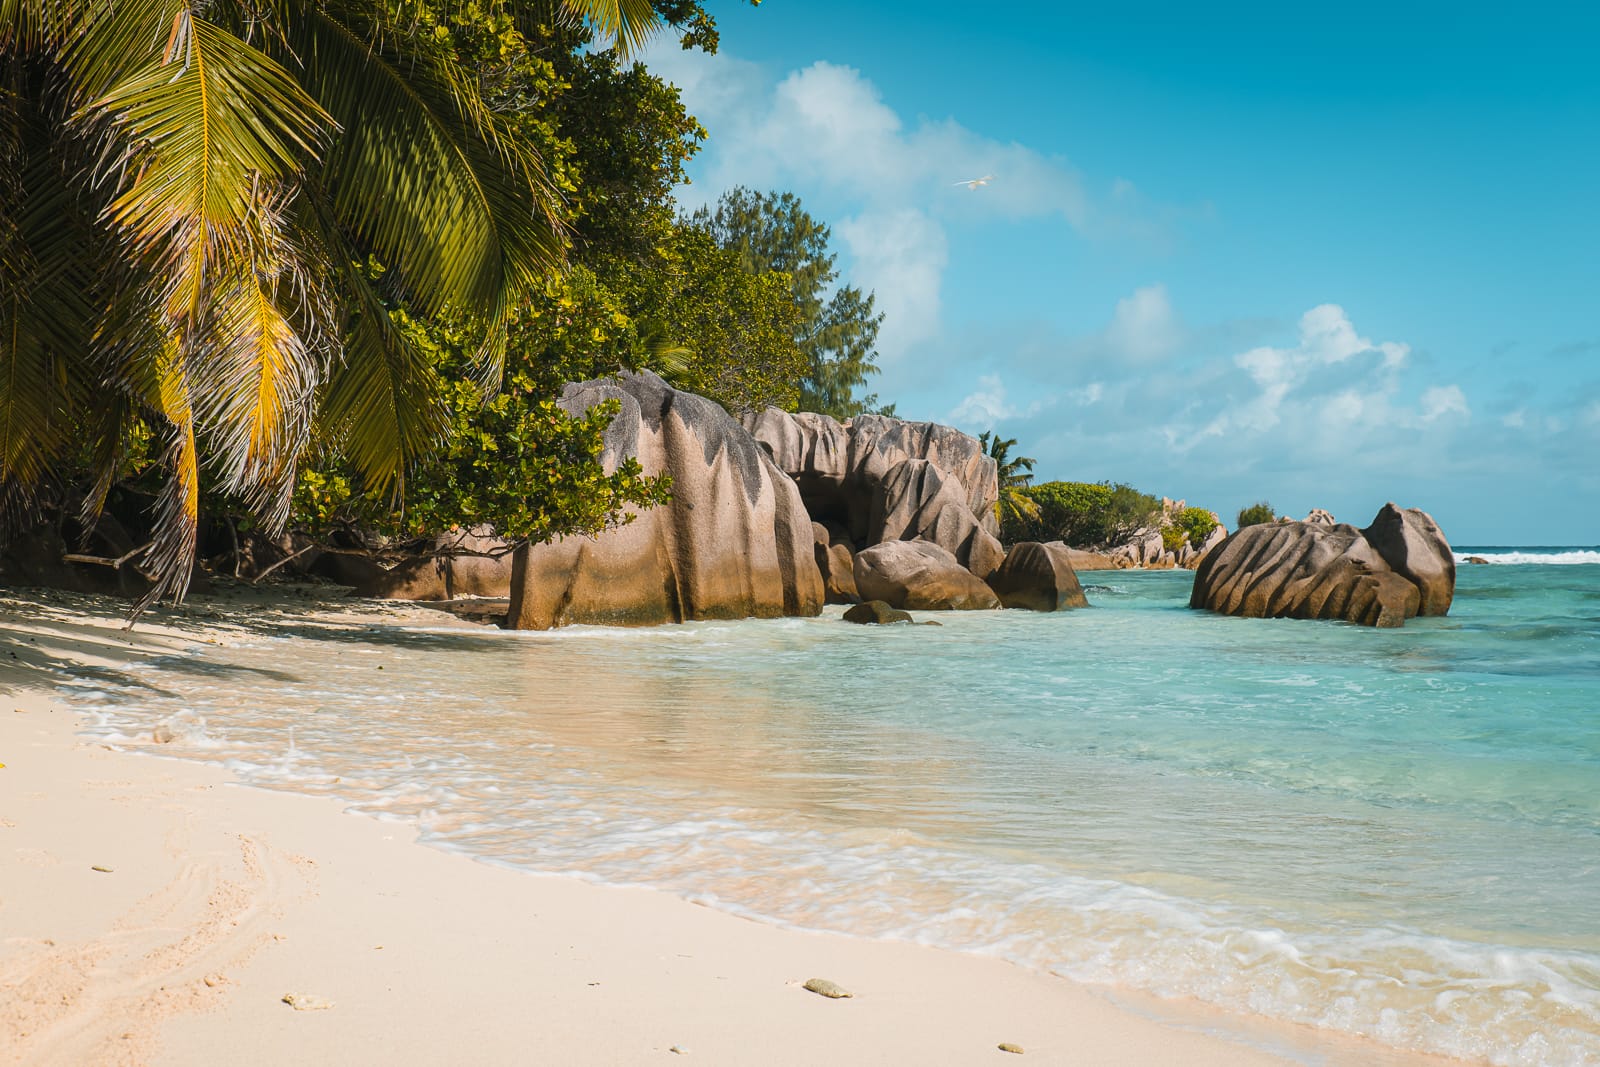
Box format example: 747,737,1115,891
1005,481,1163,548
977,432,1038,527
690,188,886,419
1236,501,1277,528
1170,506,1219,547
1,0,864,606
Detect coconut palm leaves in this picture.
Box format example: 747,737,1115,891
0,0,660,610
978,430,1040,529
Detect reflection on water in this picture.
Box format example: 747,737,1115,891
67,565,1600,1066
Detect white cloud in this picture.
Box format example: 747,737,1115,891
835,209,947,362
1104,284,1182,364
642,45,1187,366
1419,385,1470,421
949,374,1015,429
1197,305,1412,440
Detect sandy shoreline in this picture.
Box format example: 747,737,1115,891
1,585,1464,1066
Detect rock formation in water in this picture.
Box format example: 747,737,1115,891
811,522,860,604
842,600,913,625
985,542,1090,612
744,408,1002,576
853,540,1000,611
1189,503,1455,628
507,372,824,629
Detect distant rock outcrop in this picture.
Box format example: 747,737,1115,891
985,542,1090,612
744,408,1001,574
1190,503,1455,628
1103,498,1227,570
853,540,1000,611
507,372,825,629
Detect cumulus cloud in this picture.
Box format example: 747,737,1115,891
835,209,947,361
1104,285,1182,364
1194,304,1415,441
642,45,1189,365
949,374,1015,429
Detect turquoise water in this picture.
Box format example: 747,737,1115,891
68,559,1600,1065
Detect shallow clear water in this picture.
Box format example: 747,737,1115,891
68,560,1600,1066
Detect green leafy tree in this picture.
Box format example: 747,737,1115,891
1237,501,1276,528
689,187,886,418
977,431,1039,530
0,0,667,608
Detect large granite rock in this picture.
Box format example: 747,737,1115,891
812,522,860,605
869,459,1004,578
853,540,1000,611
744,409,1001,564
1190,504,1454,628
1360,503,1456,616
986,542,1089,612
508,372,824,629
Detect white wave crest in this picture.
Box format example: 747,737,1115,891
1456,551,1600,566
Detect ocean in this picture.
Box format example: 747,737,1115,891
66,549,1600,1065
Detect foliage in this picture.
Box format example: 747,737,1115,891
295,264,674,543
1237,501,1276,528
1008,481,1163,547
977,431,1038,530
1163,505,1219,551
602,227,806,414
689,187,885,418
0,0,666,608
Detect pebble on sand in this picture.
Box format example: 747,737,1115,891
998,1042,1025,1054
802,977,853,999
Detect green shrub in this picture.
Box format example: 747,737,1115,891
1236,501,1275,528
1009,480,1162,548
1160,525,1186,552
1177,506,1219,544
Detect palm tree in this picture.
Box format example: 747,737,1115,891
0,0,660,609
978,430,1039,530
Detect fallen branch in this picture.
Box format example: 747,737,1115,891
250,543,317,585
62,543,151,570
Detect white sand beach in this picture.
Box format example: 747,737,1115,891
1,587,1466,1066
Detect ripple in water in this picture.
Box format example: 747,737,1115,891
69,565,1600,1066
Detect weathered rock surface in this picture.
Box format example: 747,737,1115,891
853,540,1000,611
1360,503,1456,616
986,542,1089,612
1190,504,1454,628
744,408,1001,561
869,459,1004,578
812,522,859,604
509,372,824,629
842,600,913,625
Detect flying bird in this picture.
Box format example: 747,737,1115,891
953,174,996,190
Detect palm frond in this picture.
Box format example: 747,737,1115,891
135,336,200,611
81,14,330,320
558,0,661,56
287,11,557,336
0,72,100,518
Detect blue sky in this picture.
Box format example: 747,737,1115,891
640,2,1598,543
